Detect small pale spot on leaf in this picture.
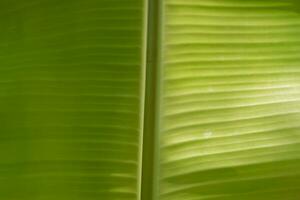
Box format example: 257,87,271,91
203,131,213,138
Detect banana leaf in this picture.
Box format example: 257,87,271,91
0,0,300,200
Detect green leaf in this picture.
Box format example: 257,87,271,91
158,0,300,200
0,0,146,200
1,0,300,200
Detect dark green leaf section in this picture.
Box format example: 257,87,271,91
0,0,145,200
159,0,300,200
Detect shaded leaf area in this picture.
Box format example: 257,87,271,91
159,0,300,199
0,0,145,200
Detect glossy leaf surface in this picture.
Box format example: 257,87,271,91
158,0,300,200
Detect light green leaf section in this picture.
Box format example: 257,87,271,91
0,0,146,200
158,0,300,200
